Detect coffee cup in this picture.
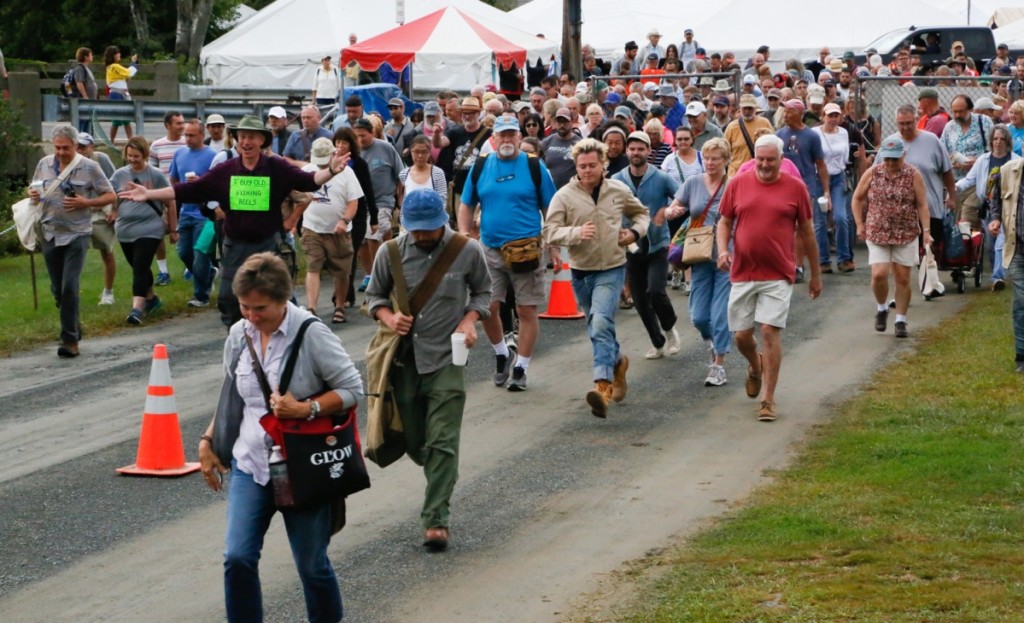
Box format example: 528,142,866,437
451,333,469,366
817,196,829,212
185,171,197,181
30,181,44,192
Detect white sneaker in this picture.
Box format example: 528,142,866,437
99,292,115,305
645,345,665,359
670,270,683,290
704,364,727,386
683,281,692,295
665,328,681,355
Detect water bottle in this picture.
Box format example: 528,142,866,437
268,445,295,507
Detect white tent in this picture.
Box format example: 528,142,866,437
992,16,1024,47
688,0,962,64
509,0,713,61
200,0,532,90
990,6,1024,28
938,0,1001,25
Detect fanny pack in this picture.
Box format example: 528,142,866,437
500,235,542,273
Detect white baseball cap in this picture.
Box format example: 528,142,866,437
267,106,287,119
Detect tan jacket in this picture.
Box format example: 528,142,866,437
998,158,1024,268
543,176,650,271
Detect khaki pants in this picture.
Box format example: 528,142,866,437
956,185,982,229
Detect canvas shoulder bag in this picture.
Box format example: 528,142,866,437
13,154,83,251
681,176,726,265
247,317,371,508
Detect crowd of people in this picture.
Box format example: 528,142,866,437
23,31,1024,621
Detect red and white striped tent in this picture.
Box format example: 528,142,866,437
341,6,558,89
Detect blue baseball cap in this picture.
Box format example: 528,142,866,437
401,189,448,231
877,134,906,159
493,114,520,133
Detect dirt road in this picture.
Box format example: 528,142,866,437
0,271,966,622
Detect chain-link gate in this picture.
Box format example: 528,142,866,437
851,75,1011,153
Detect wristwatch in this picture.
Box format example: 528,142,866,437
307,399,321,420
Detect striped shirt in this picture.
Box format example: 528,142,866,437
149,137,186,175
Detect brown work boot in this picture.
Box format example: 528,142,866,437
611,355,629,402
57,342,80,358
586,380,613,418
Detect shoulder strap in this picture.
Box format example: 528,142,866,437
738,119,756,158
386,239,411,315
456,127,489,170
978,115,986,151
278,317,320,394
243,316,321,408
409,233,469,316
693,176,726,228
527,154,543,210
469,154,489,206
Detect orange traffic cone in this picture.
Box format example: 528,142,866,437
539,263,585,319
117,344,200,477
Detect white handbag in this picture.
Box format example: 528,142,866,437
12,154,83,252
918,246,945,299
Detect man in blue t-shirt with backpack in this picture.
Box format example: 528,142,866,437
457,114,557,392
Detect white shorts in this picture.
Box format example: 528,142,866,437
866,239,919,267
728,279,793,331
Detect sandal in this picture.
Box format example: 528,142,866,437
332,307,346,324
619,294,634,310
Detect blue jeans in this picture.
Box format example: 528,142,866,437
177,212,213,300
688,261,732,356
224,463,342,623
1008,252,1024,358
984,216,1006,282
41,234,89,344
571,265,626,381
814,172,851,265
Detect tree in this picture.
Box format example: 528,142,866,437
175,0,217,62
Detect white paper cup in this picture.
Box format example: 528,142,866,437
29,181,44,192
185,171,197,181
817,196,829,212
451,333,469,366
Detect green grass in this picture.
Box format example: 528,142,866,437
608,293,1024,623
0,243,317,357
0,250,210,355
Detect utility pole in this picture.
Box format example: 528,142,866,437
562,0,582,81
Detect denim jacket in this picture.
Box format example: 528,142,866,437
612,165,680,253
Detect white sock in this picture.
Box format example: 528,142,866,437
896,314,907,323
877,303,888,312
157,259,169,273
516,355,531,372
492,340,510,358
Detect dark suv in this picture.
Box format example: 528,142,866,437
857,25,999,68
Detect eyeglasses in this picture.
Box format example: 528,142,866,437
525,122,539,127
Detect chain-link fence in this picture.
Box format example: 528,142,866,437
851,75,1012,151
587,70,743,102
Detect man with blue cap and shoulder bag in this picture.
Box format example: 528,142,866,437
364,188,492,551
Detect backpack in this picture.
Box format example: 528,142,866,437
469,153,545,210
60,65,81,98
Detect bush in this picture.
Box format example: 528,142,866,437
0,97,33,257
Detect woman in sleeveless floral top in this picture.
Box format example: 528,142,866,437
852,134,932,338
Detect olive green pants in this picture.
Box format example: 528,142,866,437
391,351,466,529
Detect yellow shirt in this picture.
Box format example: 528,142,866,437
724,116,775,177
106,62,135,89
